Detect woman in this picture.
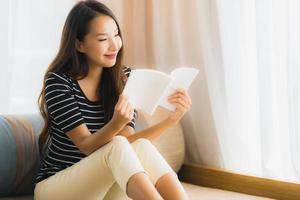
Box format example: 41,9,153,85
34,1,191,199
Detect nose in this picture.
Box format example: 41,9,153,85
108,37,119,51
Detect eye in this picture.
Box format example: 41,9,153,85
98,38,107,42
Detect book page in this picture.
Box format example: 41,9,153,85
122,69,172,115
158,67,199,111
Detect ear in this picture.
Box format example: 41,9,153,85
75,39,85,53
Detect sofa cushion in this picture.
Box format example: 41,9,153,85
135,107,185,172
0,114,43,196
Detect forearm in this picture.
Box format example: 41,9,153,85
82,121,123,155
127,117,175,143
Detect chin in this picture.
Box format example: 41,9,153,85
103,61,117,68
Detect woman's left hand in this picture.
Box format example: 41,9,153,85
167,88,192,125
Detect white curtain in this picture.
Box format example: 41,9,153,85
0,0,76,114
216,0,300,182
2,0,300,183
104,0,300,183
198,0,300,182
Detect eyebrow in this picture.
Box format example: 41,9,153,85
96,28,118,36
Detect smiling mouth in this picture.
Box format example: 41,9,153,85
104,54,117,59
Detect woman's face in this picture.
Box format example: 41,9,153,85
77,15,122,68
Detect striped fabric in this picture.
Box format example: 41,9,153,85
0,114,43,196
36,66,137,183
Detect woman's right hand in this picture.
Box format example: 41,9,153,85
110,94,134,129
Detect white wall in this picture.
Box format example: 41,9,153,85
0,0,76,114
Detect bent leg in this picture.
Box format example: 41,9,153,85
155,172,189,200
131,138,178,185
104,138,178,200
34,136,145,200
133,138,188,200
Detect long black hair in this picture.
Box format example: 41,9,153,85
37,0,127,150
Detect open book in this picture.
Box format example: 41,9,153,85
122,67,199,116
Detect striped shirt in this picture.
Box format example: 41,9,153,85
35,66,137,183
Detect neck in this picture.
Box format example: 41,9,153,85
86,64,103,86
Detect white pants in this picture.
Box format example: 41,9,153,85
34,136,177,200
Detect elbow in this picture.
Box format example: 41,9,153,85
81,148,91,156
77,135,112,156
77,136,93,156
81,146,96,156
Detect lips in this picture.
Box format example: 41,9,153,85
104,54,117,59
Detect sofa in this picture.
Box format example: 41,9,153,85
0,107,186,199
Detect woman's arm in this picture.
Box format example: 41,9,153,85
119,117,175,143
119,88,192,143
67,120,124,155
67,94,134,155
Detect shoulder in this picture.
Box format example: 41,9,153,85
45,72,74,90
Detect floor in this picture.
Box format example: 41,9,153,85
182,182,276,200
0,182,277,200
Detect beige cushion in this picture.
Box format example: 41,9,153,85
135,107,185,173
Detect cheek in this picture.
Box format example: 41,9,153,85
117,37,123,49
97,45,107,54
91,43,106,54
84,46,105,60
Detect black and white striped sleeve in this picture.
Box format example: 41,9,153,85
45,72,85,133
127,110,137,130
123,66,138,130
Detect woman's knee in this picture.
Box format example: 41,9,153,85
111,135,128,143
132,138,155,151
133,138,152,146
110,135,130,148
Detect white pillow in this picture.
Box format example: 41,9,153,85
135,107,185,173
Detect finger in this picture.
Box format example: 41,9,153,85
174,88,187,95
129,106,134,120
118,95,129,111
172,102,185,112
120,99,130,115
169,94,190,106
168,89,188,98
168,92,182,100
169,96,190,109
183,91,192,104
125,103,133,119
181,94,191,106
115,94,124,109
175,98,189,109
172,91,192,106
168,92,185,100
